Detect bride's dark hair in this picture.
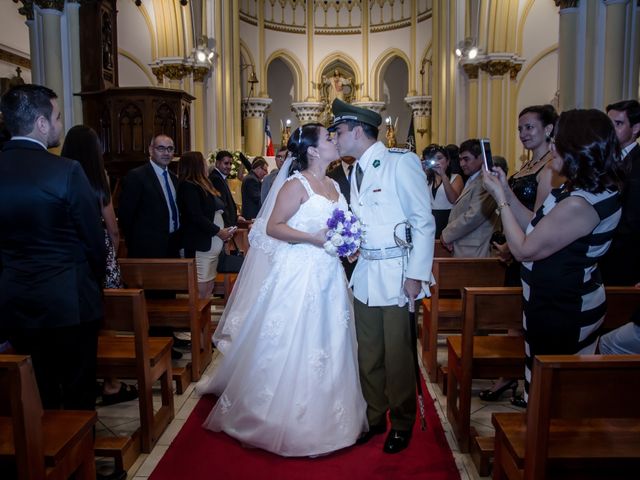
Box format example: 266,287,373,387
287,122,323,174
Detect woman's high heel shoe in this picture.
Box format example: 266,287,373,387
478,379,518,401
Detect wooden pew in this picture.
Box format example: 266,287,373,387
96,289,174,463
119,258,212,383
421,257,506,383
446,287,524,453
492,354,640,480
461,286,640,474
0,354,97,480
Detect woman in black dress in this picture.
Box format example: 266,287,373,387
61,125,138,406
483,109,624,407
480,105,560,404
177,151,235,299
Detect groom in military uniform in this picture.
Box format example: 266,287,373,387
329,99,435,454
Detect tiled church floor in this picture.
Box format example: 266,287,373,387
95,305,524,480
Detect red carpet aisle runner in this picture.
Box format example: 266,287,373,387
149,376,460,480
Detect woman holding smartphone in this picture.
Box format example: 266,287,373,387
483,109,623,407
177,151,236,299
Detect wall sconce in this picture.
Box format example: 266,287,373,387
281,119,292,146
194,35,216,66
385,116,397,148
455,37,478,60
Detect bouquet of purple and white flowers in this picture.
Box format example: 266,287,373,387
323,208,363,258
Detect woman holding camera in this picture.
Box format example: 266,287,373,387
483,109,624,407
423,144,464,238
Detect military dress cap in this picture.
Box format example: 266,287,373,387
328,98,382,131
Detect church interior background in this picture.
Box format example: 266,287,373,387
1,0,638,176
0,1,639,478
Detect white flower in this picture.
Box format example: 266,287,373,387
331,234,344,246
336,222,344,232
344,236,354,244
350,224,360,234
323,241,338,256
344,212,353,221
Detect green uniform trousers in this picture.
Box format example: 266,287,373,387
354,297,416,431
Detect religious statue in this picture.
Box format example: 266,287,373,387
323,69,352,104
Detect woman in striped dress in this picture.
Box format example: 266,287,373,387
482,109,625,406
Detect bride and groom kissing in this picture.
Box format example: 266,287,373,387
196,99,435,457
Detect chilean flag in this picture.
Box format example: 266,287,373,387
265,117,275,156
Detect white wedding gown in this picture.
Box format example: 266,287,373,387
197,172,368,457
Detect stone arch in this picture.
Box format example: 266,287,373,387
370,48,411,101
264,49,304,101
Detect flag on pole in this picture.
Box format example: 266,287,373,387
405,115,416,153
265,117,275,156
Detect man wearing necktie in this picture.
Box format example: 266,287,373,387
119,134,181,259
329,99,435,454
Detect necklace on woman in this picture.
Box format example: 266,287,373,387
520,150,551,173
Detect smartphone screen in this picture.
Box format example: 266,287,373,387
480,138,493,171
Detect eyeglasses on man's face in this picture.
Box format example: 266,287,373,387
154,145,175,154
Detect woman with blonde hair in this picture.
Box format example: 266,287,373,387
177,151,236,299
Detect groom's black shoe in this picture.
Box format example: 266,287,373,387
355,423,386,445
383,429,412,454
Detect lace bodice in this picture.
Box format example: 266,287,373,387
285,172,348,234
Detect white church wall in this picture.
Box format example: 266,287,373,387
0,4,31,83
117,0,155,87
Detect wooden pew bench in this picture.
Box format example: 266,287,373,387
119,258,212,384
446,287,524,454
0,354,97,480
96,289,174,469
465,286,640,475
421,257,506,385
492,354,640,480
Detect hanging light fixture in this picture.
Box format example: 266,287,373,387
194,35,216,66
455,37,478,60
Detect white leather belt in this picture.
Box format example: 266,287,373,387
359,246,405,260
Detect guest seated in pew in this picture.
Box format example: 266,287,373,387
482,108,625,408
422,144,464,238
62,125,139,406
600,284,640,355
177,151,236,299
440,139,499,257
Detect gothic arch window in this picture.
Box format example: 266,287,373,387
154,103,177,143
118,103,144,153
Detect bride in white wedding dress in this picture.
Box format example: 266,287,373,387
196,123,368,457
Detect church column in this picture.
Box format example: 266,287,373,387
407,0,417,96
404,96,432,155
291,102,325,124
360,0,371,101
603,1,627,105
65,0,83,125
242,97,272,156
23,1,66,130
556,1,579,110
431,0,457,144
462,64,480,139
305,0,316,100
192,66,211,153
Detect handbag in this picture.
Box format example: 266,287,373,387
217,238,245,273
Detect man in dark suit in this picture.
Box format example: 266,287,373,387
241,156,269,220
327,155,355,204
601,99,640,285
118,134,181,258
209,150,241,227
0,84,105,411
328,155,357,279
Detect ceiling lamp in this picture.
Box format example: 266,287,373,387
455,37,478,60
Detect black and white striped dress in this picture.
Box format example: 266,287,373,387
520,187,621,400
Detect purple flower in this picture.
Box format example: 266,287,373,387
324,208,362,258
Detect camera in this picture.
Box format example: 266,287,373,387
422,158,438,169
